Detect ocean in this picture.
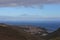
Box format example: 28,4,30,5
0,21,60,32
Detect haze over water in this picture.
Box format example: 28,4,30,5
0,0,60,32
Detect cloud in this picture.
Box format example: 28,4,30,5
0,16,60,21
0,0,59,7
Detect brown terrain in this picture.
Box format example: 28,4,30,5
0,23,59,40
0,23,48,40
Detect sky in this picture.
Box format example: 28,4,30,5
0,0,60,21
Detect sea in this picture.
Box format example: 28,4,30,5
0,21,60,32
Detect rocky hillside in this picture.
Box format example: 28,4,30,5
0,23,48,40
0,23,60,40
46,28,60,40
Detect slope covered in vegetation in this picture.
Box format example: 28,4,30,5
0,23,47,40
47,28,60,40
0,23,60,40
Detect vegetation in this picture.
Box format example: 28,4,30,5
47,28,60,40
0,23,46,40
0,23,60,40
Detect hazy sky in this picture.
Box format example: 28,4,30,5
0,0,60,21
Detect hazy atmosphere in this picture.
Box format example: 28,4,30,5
0,0,60,21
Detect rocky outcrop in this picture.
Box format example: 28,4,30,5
23,26,48,36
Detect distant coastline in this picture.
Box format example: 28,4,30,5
0,21,60,32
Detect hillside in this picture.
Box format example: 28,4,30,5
46,28,60,40
0,23,48,40
1,23,60,40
